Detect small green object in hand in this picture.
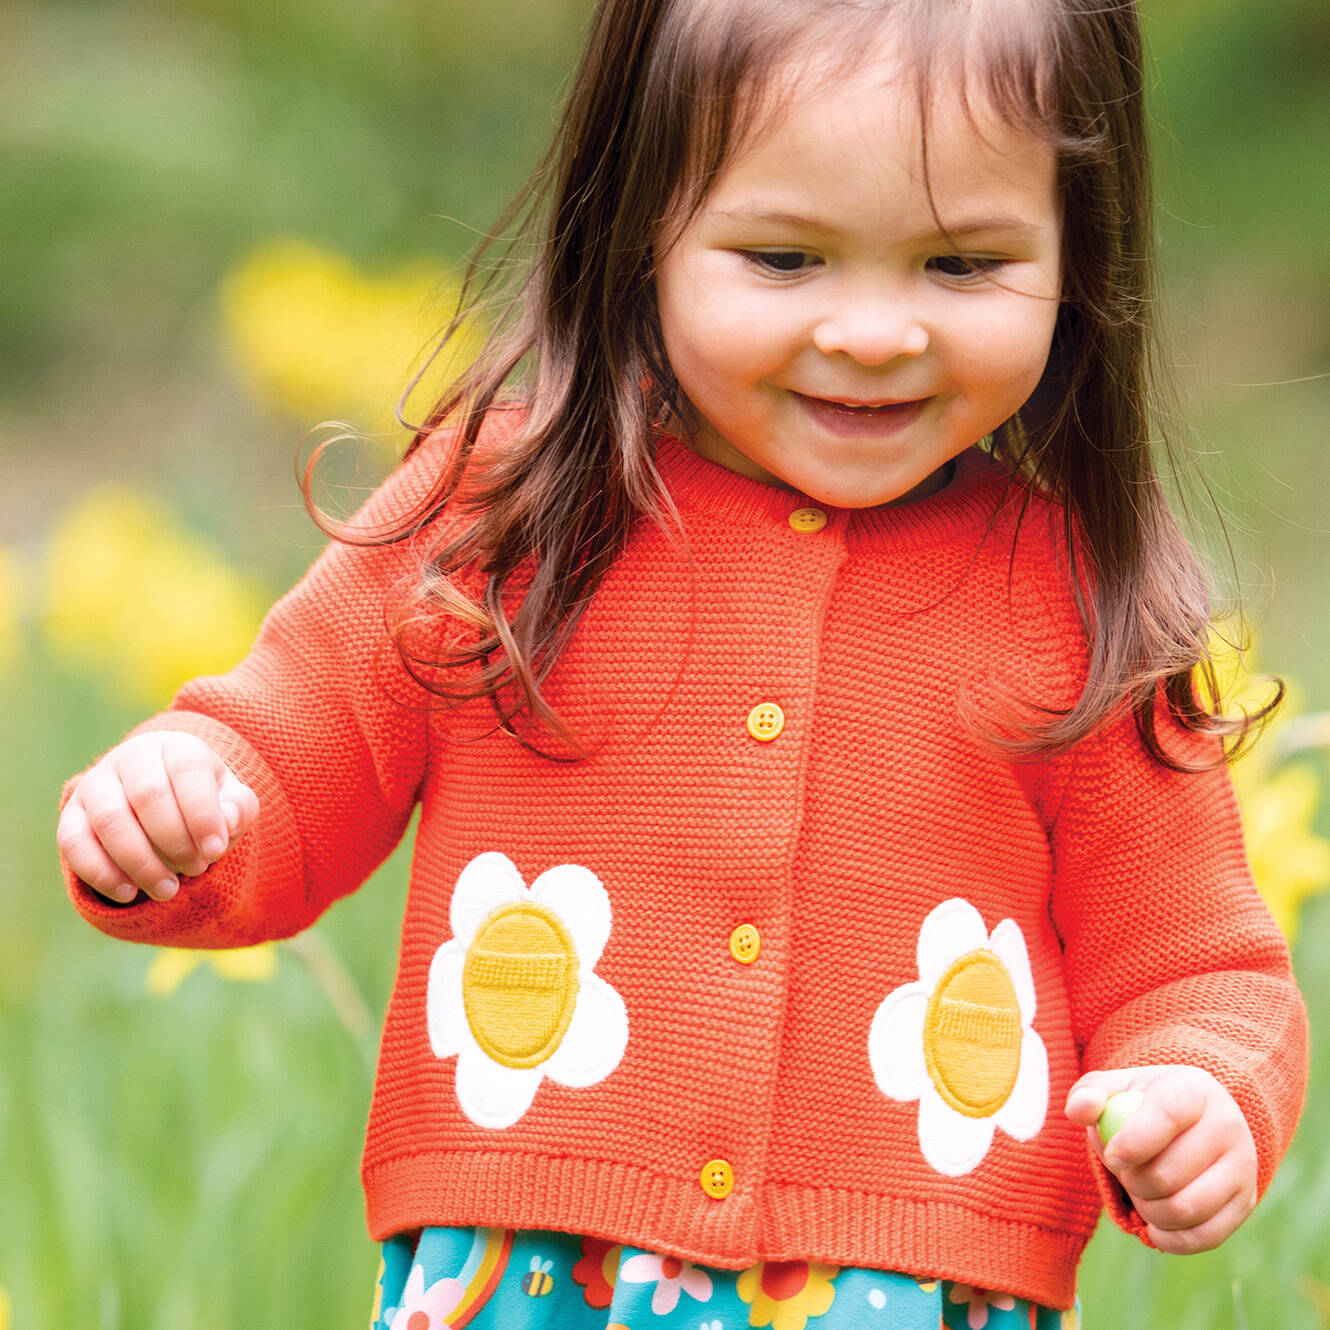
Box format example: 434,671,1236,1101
1097,1090,1145,1145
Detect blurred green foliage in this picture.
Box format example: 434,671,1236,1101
2,0,1328,1325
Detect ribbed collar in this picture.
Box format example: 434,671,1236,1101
652,432,1015,551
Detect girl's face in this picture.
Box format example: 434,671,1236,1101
654,43,1063,508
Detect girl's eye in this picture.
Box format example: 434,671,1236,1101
928,254,1004,280
739,250,817,276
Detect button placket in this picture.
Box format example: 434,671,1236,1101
705,505,837,1217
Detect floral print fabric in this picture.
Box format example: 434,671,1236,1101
370,1227,1079,1330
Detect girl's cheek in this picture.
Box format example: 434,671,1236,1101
956,299,1058,377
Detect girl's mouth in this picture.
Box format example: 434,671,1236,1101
793,392,930,435
802,393,924,411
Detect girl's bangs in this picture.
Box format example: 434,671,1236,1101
655,0,1100,247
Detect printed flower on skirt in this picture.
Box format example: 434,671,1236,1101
736,1260,839,1330
618,1252,714,1314
571,1236,624,1308
947,1284,1017,1330
383,1264,463,1330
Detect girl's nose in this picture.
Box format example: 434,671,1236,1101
812,306,929,365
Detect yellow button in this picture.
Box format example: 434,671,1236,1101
700,1158,735,1199
729,923,761,964
746,702,785,742
788,507,828,533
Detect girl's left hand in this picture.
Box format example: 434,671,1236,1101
1064,1064,1258,1254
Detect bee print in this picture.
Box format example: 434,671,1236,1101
521,1256,555,1297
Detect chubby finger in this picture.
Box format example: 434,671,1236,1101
57,797,138,903
1102,1077,1207,1173
162,743,234,868
119,745,207,877
67,767,180,901
1143,1184,1254,1255
1111,1118,1225,1202
1135,1167,1239,1238
216,768,260,844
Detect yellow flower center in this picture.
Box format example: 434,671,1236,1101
462,902,580,1069
922,949,1023,1118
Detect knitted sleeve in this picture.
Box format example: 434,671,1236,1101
1047,704,1309,1243
59,434,458,949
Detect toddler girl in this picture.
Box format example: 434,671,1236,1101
58,0,1308,1324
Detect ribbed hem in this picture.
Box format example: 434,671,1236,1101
760,1181,1085,1310
363,1151,1087,1310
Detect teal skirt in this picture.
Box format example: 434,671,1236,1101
370,1227,1079,1330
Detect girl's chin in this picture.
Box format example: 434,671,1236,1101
677,422,958,507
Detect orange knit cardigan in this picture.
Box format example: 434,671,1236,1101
63,421,1308,1309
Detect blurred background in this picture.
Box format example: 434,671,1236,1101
1,0,1328,1324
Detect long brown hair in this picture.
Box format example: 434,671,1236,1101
305,0,1277,767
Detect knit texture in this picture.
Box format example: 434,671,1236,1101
62,417,1308,1309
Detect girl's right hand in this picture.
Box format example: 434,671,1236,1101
56,731,260,904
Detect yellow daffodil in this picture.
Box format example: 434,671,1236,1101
1295,1274,1330,1327
0,1283,11,1330
1197,625,1282,721
0,542,24,672
1200,625,1330,942
218,238,487,438
41,486,268,709
1232,760,1330,943
146,944,278,997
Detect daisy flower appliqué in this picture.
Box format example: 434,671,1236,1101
426,851,629,1128
868,898,1048,1176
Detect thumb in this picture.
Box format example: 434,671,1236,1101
1064,1069,1144,1126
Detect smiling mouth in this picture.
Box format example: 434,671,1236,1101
795,393,927,414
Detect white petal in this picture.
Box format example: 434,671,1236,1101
450,851,527,944
867,982,930,1101
988,918,1037,1024
403,1264,425,1306
680,1265,714,1301
387,1265,427,1330
529,862,612,970
453,1043,543,1129
425,940,469,1059
619,1253,665,1284
542,972,629,1088
652,1280,683,1315
917,899,989,987
917,1086,996,1177
994,1026,1050,1142
422,1277,465,1320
